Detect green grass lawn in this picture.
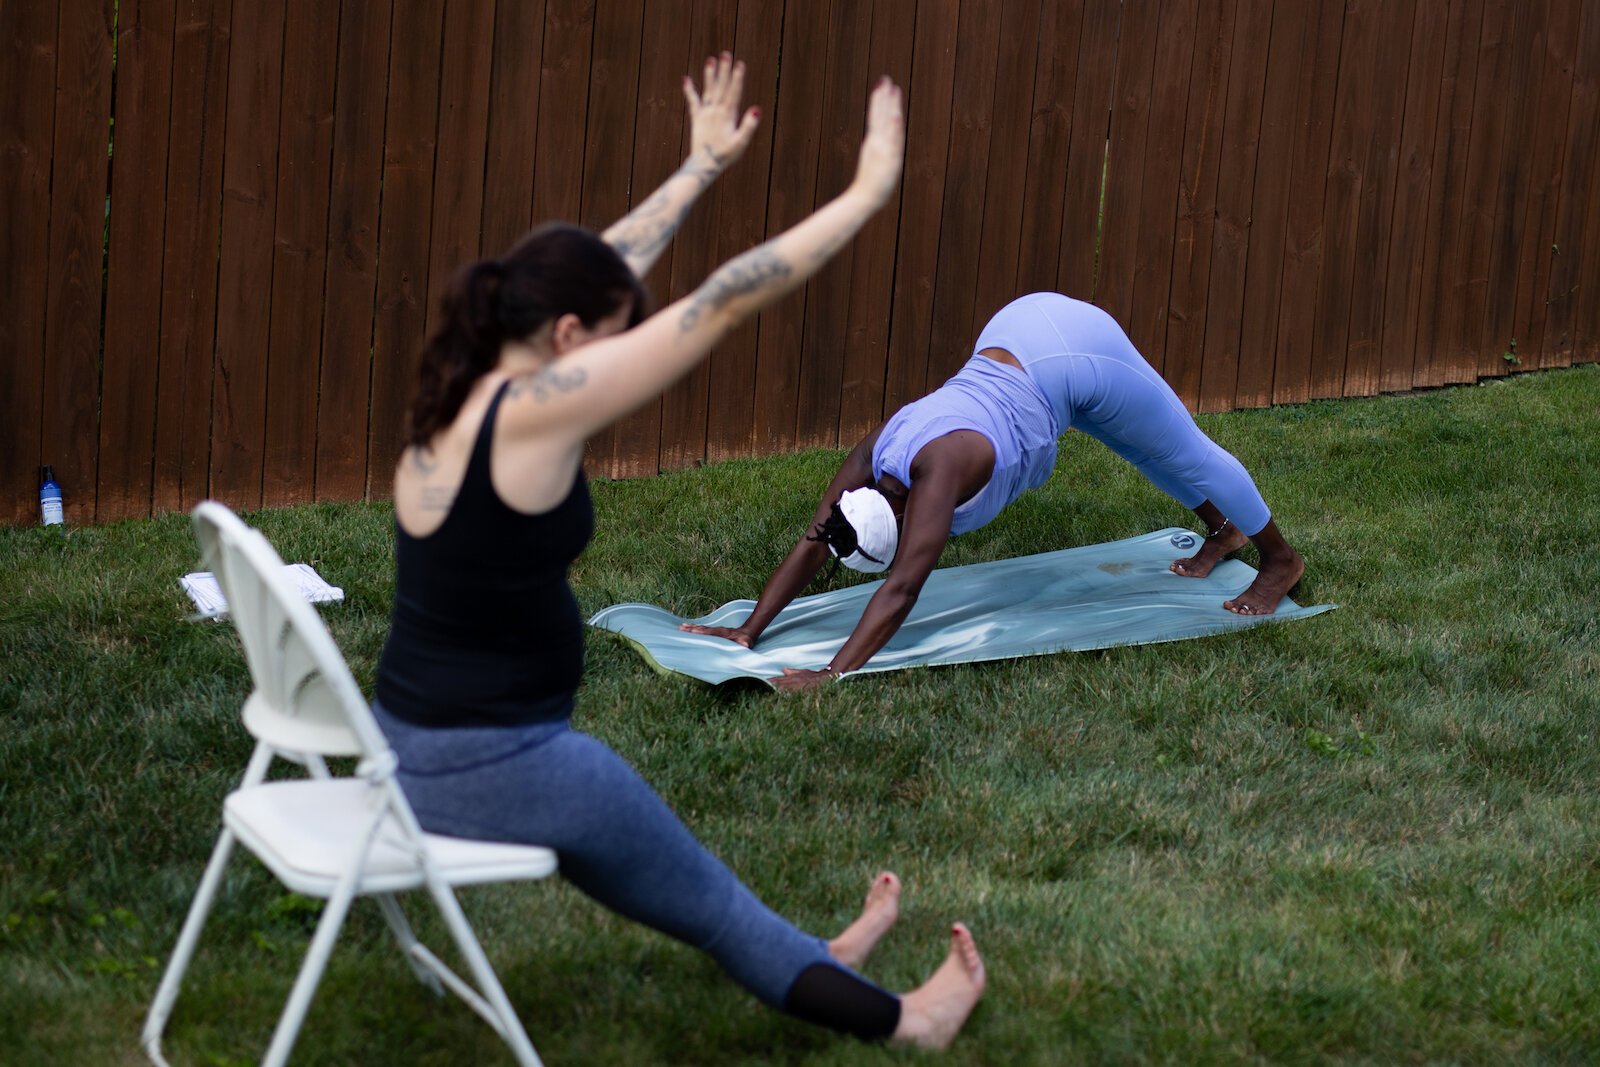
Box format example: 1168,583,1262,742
3,365,1598,1065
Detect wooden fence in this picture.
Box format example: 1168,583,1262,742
3,0,1597,527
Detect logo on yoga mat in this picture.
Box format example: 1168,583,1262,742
1170,533,1197,550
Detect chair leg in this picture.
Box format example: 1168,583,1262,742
374,893,445,996
142,828,239,1066
259,873,363,1067
426,881,545,1067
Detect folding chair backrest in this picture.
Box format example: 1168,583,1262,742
192,502,381,759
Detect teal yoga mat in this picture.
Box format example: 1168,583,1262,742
589,528,1334,687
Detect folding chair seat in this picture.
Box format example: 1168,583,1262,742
143,501,558,1067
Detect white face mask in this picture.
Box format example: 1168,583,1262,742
833,488,899,573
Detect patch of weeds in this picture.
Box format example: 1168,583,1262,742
1304,727,1378,760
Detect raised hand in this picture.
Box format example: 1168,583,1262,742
850,77,906,208
685,52,760,171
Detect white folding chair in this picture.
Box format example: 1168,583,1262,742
143,501,558,1067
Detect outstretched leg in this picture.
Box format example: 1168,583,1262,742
1223,518,1305,615
829,871,901,969
1170,500,1248,578
891,924,987,1050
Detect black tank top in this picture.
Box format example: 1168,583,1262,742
376,379,594,727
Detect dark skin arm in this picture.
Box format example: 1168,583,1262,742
770,431,993,690
679,426,885,647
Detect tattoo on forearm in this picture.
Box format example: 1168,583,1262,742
506,365,588,402
679,246,794,331
607,152,721,262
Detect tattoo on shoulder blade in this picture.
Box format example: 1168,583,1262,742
506,365,589,402
680,247,793,331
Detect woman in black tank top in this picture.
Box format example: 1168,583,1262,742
371,60,984,1050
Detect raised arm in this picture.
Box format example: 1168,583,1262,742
498,78,905,445
601,52,760,277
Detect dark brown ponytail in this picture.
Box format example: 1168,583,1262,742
404,223,649,448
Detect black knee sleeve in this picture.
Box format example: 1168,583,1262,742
781,961,901,1041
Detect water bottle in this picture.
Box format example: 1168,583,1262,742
39,465,64,527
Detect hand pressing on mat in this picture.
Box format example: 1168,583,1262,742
771,666,837,691
678,622,755,647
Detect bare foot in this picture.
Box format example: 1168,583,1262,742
891,923,986,1050
1171,522,1248,578
1223,549,1306,615
829,871,901,969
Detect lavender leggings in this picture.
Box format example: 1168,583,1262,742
976,292,1273,535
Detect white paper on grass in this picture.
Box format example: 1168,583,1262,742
180,564,344,620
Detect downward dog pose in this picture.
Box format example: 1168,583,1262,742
683,291,1305,691
373,58,982,1047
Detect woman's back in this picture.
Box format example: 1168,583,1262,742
376,379,592,728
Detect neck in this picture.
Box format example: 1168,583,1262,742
497,339,554,376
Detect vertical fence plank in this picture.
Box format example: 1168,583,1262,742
792,0,875,450
1125,0,1196,378
1308,0,1375,401
260,0,340,507
1512,0,1581,371
530,0,597,229
1475,0,1542,378
1232,0,1307,408
609,0,695,476
210,2,286,510
152,0,230,515
98,0,175,522
315,0,392,504
1449,0,1516,381
1164,0,1234,409
1271,0,1344,404
751,0,832,452
1376,1,1449,394
41,0,115,526
883,0,959,415
1095,0,1160,329
703,1,784,461
368,0,446,496
1414,0,1485,388
660,0,740,469
1339,0,1416,399
1572,7,1600,364
422,0,498,346
1056,0,1119,300
1197,0,1272,413
925,0,1002,391
480,0,547,256
837,0,918,445
0,2,60,525
579,0,646,476
1544,3,1600,365
968,0,1041,361
1014,1,1084,294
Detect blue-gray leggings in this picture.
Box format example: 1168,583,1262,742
372,702,900,1037
976,292,1273,535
